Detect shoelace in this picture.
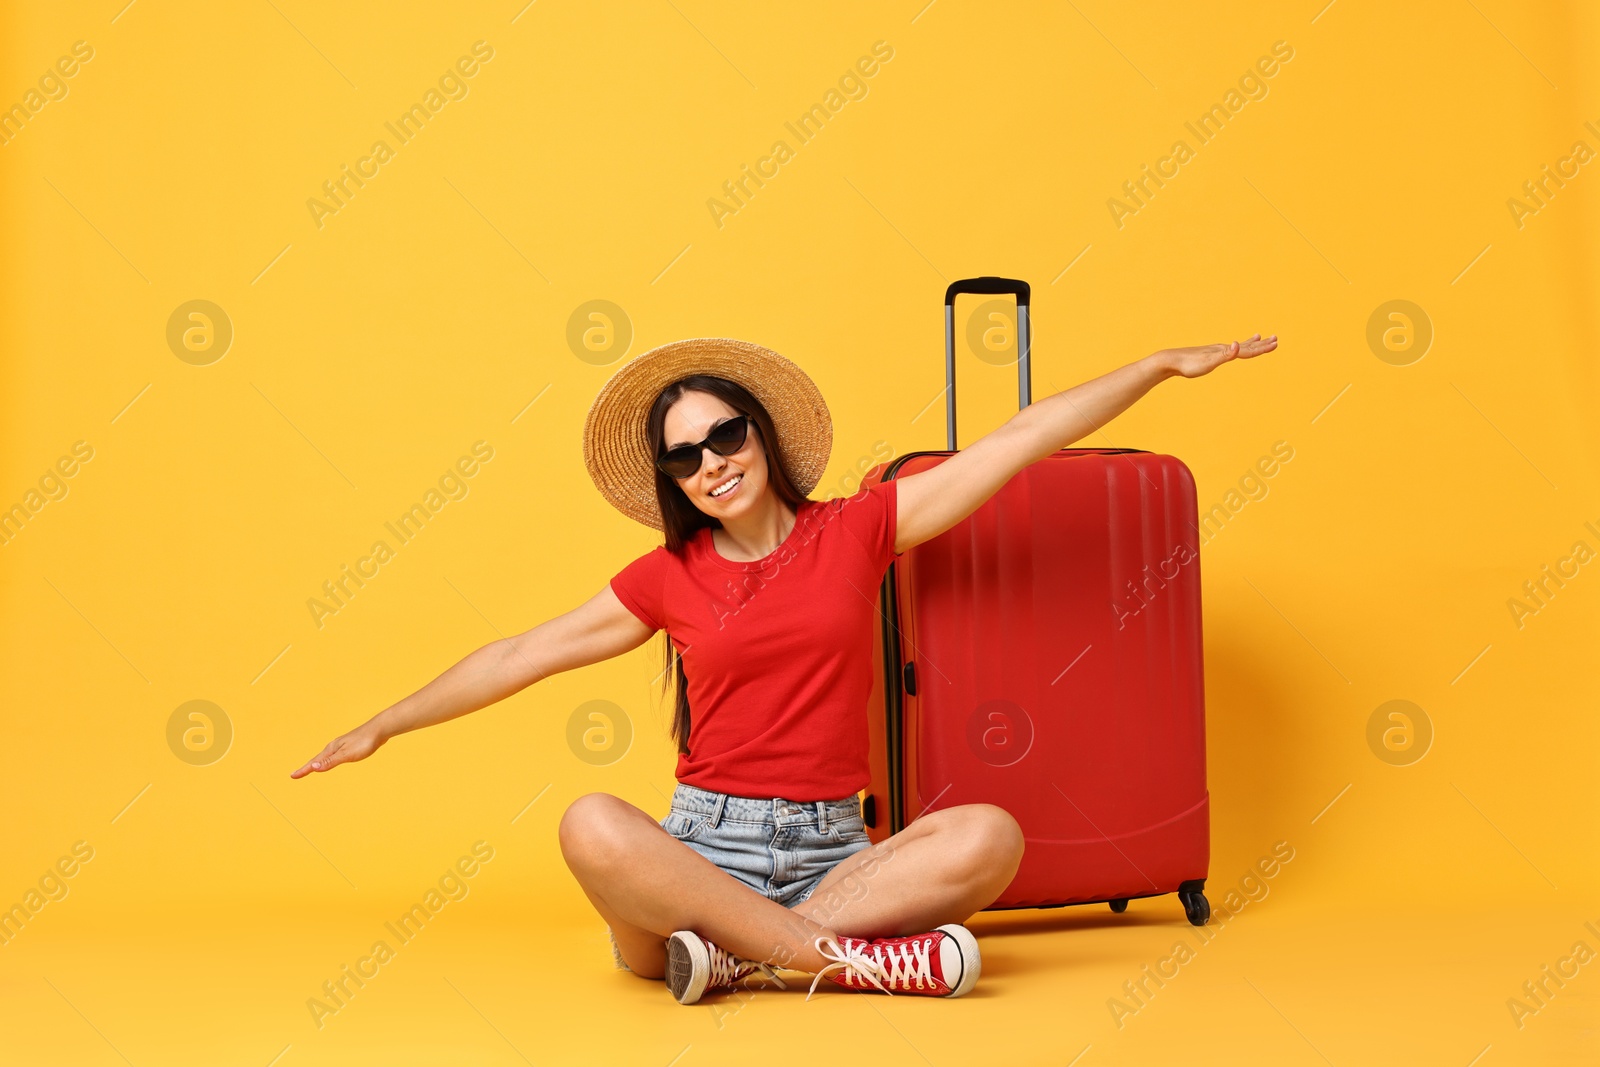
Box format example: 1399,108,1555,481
707,940,787,991
806,934,936,1000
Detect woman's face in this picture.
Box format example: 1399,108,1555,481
662,391,768,519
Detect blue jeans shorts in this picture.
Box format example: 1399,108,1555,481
607,782,873,971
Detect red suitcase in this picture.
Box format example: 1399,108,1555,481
862,277,1211,924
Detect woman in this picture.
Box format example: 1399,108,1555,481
291,331,1278,1004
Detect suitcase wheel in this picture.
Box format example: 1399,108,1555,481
1108,898,1129,914
1179,888,1210,926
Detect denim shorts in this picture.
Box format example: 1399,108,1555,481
607,782,872,971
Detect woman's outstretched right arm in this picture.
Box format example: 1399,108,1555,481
289,584,655,778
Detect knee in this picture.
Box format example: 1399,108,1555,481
974,804,1025,871
934,804,1025,875
557,792,635,872
1001,806,1027,869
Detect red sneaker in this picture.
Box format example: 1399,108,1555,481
665,930,787,1005
807,923,980,999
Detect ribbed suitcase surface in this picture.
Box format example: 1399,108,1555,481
864,447,1210,910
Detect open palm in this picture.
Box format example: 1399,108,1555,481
1165,333,1279,379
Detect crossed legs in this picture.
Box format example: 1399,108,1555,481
557,792,1025,979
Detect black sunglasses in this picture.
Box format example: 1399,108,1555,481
656,415,752,479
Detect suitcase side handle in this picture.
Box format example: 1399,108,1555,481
943,276,1033,450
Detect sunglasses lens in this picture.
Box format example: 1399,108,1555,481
659,448,699,478
708,416,748,453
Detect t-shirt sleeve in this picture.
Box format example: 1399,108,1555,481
609,546,669,631
838,478,903,569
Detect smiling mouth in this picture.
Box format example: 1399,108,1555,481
709,473,743,498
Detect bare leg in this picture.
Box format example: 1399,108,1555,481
558,793,845,975
791,803,1025,939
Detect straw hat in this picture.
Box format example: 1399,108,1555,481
582,338,834,531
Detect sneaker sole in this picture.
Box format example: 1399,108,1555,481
934,923,981,997
665,931,711,1005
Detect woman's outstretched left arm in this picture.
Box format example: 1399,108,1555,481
894,333,1280,553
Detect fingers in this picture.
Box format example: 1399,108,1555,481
290,741,342,779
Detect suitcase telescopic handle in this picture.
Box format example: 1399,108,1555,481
944,278,1031,306
943,277,1033,450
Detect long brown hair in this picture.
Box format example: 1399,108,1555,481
645,375,810,754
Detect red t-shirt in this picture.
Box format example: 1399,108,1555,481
608,478,902,802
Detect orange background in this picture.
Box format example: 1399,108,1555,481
2,1,1596,1064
